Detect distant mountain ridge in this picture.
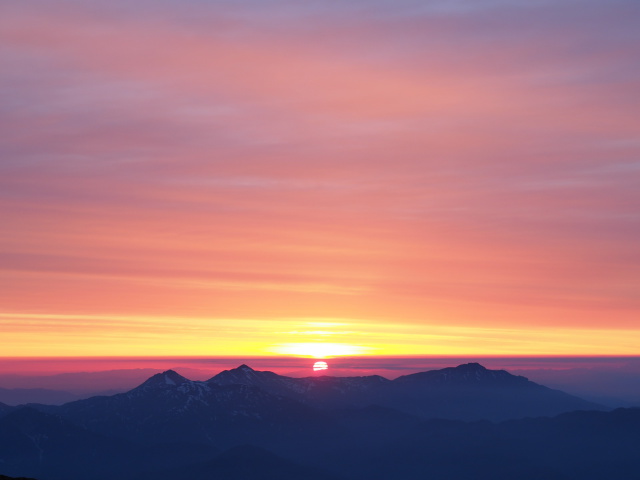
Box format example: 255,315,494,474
394,362,530,385
15,363,601,451
50,369,323,446
206,362,602,420
209,364,390,409
0,363,632,480
0,387,83,406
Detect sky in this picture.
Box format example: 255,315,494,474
1,0,639,358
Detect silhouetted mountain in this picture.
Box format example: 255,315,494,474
208,364,302,397
336,407,640,480
5,405,640,480
0,406,219,480
138,370,190,389
382,362,602,420
210,363,602,420
0,407,131,480
209,364,273,385
53,370,325,448
135,444,344,480
0,388,81,406
210,364,390,409
395,362,528,386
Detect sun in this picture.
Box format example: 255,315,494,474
313,361,328,372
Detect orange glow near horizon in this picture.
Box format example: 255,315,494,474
1,313,639,358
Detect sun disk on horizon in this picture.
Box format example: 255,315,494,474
313,361,329,372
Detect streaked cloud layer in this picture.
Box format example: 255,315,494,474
1,0,639,355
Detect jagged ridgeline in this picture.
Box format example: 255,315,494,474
1,364,639,480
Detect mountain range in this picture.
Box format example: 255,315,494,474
209,362,601,420
0,363,638,480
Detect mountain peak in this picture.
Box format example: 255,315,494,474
207,364,281,386
208,364,258,381
140,369,189,388
455,362,487,371
393,362,529,387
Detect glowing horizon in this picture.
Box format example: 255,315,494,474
1,0,639,358
1,312,639,358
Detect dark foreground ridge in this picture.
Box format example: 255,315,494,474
1,363,635,480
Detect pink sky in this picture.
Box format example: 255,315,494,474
1,0,639,357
